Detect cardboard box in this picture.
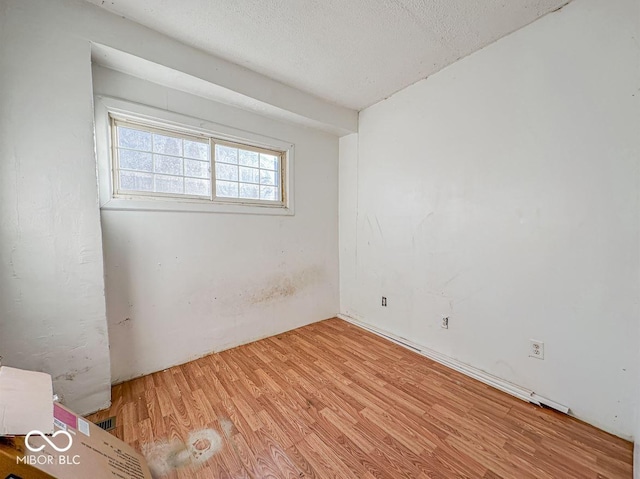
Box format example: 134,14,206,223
0,366,151,479
0,402,152,479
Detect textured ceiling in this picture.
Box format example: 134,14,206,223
86,0,569,110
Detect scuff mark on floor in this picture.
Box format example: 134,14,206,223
219,417,234,438
142,428,223,479
187,429,222,463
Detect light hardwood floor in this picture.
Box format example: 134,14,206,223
88,318,632,478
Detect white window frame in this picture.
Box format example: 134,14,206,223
94,96,295,215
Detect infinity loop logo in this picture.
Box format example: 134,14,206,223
25,430,73,453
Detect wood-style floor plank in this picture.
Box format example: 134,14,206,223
87,318,632,478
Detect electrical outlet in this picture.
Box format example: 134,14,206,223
530,340,544,359
381,296,387,307
442,317,449,329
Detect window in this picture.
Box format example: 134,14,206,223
112,117,285,206
213,142,281,202
95,97,294,214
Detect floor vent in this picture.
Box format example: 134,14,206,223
95,416,116,431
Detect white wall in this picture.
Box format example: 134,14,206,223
339,134,359,315
340,0,640,439
0,0,345,413
94,66,339,383
93,66,339,382
0,1,111,413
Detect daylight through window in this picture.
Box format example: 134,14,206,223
112,117,284,205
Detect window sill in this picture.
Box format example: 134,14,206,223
100,196,294,216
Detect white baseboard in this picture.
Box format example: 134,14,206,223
337,313,568,413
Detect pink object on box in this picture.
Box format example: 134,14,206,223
54,403,77,429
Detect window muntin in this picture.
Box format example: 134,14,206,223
113,120,211,199
214,141,281,202
111,117,285,205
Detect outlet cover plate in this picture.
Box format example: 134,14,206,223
529,339,544,360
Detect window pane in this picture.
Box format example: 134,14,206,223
184,140,208,160
239,149,259,167
259,153,278,170
113,121,284,205
153,133,182,156
260,185,277,201
260,169,277,186
216,145,238,164
185,177,211,197
119,149,152,172
185,159,210,178
154,155,183,176
239,183,259,199
216,181,238,198
239,166,259,184
155,174,183,194
215,163,238,181
120,170,153,191
118,127,151,151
